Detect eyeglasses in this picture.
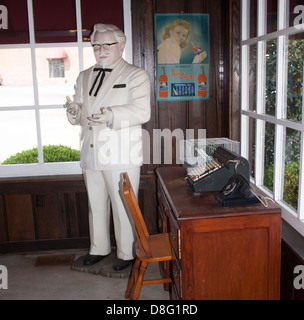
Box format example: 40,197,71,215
92,42,118,51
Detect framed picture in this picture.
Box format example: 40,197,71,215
155,13,210,101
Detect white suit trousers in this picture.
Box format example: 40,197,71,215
83,167,140,260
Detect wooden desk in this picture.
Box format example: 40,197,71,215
156,166,281,300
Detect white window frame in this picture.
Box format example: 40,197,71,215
0,0,132,178
241,0,304,236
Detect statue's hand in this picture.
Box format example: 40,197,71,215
64,96,79,116
87,107,113,127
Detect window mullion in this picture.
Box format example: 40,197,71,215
27,0,44,164
241,115,249,160
241,45,250,160
255,119,265,185
241,0,250,41
255,41,266,185
273,0,288,201
298,132,304,219
273,33,287,201
273,124,285,201
257,0,266,37
278,0,288,31
255,0,266,186
241,0,250,160
123,0,132,64
297,75,304,219
76,0,83,72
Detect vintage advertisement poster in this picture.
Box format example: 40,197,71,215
155,13,210,101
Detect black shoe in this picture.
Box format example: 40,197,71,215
83,254,108,266
113,259,134,271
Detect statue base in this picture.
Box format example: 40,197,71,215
71,249,132,279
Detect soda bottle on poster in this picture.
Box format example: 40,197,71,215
159,67,168,98
198,66,207,97
191,41,203,55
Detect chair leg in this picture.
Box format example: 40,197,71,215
131,261,148,300
125,258,140,299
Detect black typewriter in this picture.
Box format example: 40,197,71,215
186,146,250,195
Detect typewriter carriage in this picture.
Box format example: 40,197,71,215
179,138,250,195
179,137,240,169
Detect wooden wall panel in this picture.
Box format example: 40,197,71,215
0,196,8,242
132,0,234,169
5,194,35,241
64,192,80,238
139,175,157,234
132,0,156,175
185,1,208,136
76,192,90,237
0,176,89,253
156,0,189,164
34,193,68,240
229,0,241,141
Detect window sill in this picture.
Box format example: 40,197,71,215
0,162,82,178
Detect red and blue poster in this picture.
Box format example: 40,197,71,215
155,13,210,101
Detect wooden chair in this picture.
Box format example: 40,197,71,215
120,172,173,300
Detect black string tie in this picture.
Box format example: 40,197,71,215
89,68,112,96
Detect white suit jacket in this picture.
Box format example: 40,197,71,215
67,58,151,171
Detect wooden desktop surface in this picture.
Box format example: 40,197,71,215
156,166,281,220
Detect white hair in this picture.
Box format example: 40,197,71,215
90,24,126,44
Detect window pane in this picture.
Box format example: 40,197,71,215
287,34,304,122
249,44,257,111
33,0,77,43
264,122,275,191
0,110,37,164
265,39,277,116
249,117,256,178
81,0,124,42
267,0,277,34
40,109,80,163
0,48,34,107
0,0,29,44
283,128,300,210
35,47,79,105
83,47,97,70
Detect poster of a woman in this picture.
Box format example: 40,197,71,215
155,13,210,101
157,19,207,64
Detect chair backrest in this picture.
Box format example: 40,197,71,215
121,172,152,258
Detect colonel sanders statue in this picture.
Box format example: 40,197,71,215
64,23,151,270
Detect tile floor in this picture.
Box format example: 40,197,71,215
0,250,170,300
